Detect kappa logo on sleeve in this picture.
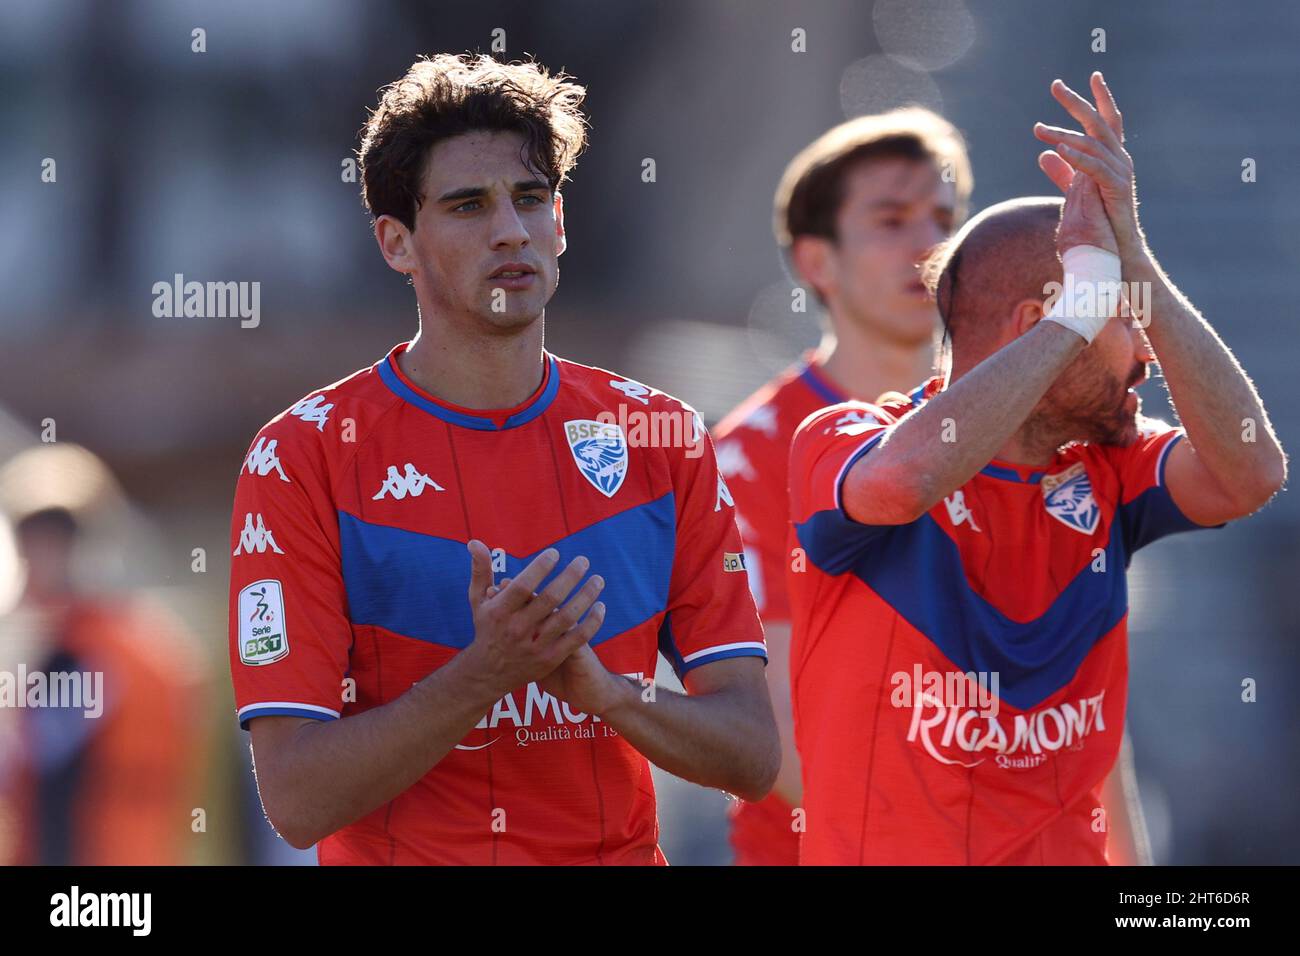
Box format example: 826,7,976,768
238,579,289,665
715,440,757,481
834,409,882,433
233,512,284,555
741,404,779,438
241,436,290,482
714,473,734,512
289,394,334,431
608,378,651,405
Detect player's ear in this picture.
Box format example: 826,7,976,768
791,235,833,302
1011,296,1046,337
375,214,417,275
553,191,567,257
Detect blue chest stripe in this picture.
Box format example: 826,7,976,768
339,493,677,650
796,511,1129,710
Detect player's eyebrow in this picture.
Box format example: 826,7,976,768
437,180,552,203
868,199,912,211
867,198,956,224
437,185,487,203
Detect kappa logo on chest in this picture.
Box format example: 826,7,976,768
373,463,444,500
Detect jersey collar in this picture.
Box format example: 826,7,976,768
800,360,945,409
979,460,1049,484
376,341,560,431
796,354,849,405
910,375,943,405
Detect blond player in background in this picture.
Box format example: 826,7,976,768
716,108,1150,865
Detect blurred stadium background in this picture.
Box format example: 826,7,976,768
0,0,1296,864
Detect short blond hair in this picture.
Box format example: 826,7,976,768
773,107,973,249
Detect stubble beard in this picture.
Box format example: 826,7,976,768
1026,364,1138,456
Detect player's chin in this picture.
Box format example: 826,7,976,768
1103,409,1141,447
477,294,547,329
881,297,938,344
476,308,542,335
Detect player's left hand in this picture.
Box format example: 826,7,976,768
1033,71,1145,259
488,578,631,717
536,641,632,718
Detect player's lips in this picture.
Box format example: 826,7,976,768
488,262,536,278
488,262,537,291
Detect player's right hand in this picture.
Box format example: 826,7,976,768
1046,159,1119,258
1034,73,1137,260
461,539,606,695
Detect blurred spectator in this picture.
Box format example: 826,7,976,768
0,444,205,864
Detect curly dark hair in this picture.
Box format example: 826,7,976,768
358,53,588,231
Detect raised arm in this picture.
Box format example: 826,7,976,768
842,321,1083,526
842,166,1124,526
1034,72,1287,523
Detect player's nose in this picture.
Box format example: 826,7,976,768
489,201,530,249
1128,319,1155,364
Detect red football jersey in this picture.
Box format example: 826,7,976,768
229,342,765,865
714,355,849,865
788,382,1219,865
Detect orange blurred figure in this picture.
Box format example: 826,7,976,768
0,444,204,865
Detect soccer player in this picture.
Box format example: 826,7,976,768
716,110,972,866
786,73,1286,865
227,54,778,865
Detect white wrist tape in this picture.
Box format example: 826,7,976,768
1043,244,1122,344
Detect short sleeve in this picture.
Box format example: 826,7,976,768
788,403,896,575
657,413,767,681
1102,418,1223,554
228,426,353,730
715,431,794,623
